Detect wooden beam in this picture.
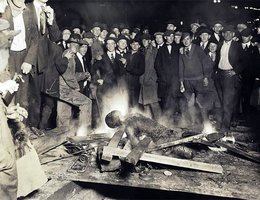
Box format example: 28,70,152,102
146,133,210,152
103,146,223,174
101,130,124,161
125,137,152,165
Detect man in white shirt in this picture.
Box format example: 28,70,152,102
2,0,38,119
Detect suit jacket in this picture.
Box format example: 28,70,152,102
75,54,89,93
216,40,245,75
154,43,179,89
93,52,123,93
57,40,68,51
2,6,38,66
211,33,224,44
42,40,68,97
26,2,61,73
125,50,145,89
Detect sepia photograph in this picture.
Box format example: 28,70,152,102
0,0,260,199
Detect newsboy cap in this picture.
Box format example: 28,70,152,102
222,25,236,32
240,28,253,37
164,30,174,36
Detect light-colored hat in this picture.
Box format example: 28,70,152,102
8,0,26,10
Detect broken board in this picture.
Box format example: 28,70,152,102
103,146,223,174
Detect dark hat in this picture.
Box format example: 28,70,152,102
68,33,82,43
223,25,236,32
79,39,88,46
198,28,212,35
61,27,71,32
117,34,129,42
91,22,102,29
181,31,192,40
154,32,164,36
164,30,175,36
130,37,141,44
8,0,26,10
100,23,108,31
105,37,117,43
211,20,224,27
133,28,140,34
166,19,178,25
83,31,95,39
240,28,253,37
209,38,219,45
141,33,152,40
120,24,130,31
111,24,119,30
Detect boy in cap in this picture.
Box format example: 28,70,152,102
179,31,212,127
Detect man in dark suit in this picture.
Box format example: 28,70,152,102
155,30,180,117
240,28,259,116
198,28,212,54
211,20,224,44
2,0,38,123
26,0,61,128
57,27,71,51
215,25,245,134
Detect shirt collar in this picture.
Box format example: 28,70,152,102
76,52,83,58
224,40,232,45
33,0,46,10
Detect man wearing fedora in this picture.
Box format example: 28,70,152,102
57,33,92,131
215,25,244,134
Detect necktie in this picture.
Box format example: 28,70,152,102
167,44,171,54
185,48,190,56
40,6,46,35
110,53,115,63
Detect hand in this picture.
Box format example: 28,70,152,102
0,80,19,95
97,79,103,85
44,6,54,25
180,81,185,93
21,62,32,74
64,50,74,60
6,104,28,121
179,47,184,55
85,72,91,81
119,58,127,65
203,77,209,87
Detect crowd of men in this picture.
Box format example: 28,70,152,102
0,0,260,198
1,0,260,135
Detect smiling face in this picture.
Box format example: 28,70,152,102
117,39,128,51
68,42,79,53
200,33,211,43
164,34,174,44
106,39,116,52
212,23,223,34
223,31,235,42
155,35,164,45
130,41,140,52
182,35,192,47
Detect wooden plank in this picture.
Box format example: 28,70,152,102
215,141,260,163
146,133,210,152
101,130,124,161
125,137,152,165
103,146,223,174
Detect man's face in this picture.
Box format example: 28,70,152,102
223,31,235,41
182,35,192,47
191,24,199,33
200,33,211,43
166,24,176,31
174,34,181,44
112,28,120,36
212,23,223,34
106,39,116,52
209,43,217,53
242,35,252,44
83,37,93,46
100,29,108,39
79,44,88,55
62,29,71,41
68,42,79,53
155,35,164,45
130,42,140,51
91,27,101,37
142,39,150,48
257,27,260,34
165,34,174,44
117,39,128,51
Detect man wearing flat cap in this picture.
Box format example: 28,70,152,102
154,32,164,49
239,28,259,117
211,20,224,43
57,33,92,131
155,30,180,119
215,25,245,134
198,28,212,54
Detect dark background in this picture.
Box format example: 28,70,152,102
26,0,260,32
